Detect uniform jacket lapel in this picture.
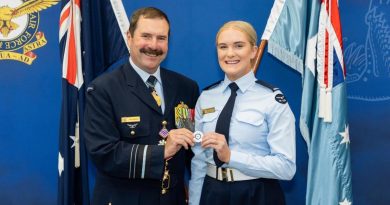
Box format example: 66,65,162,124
161,68,177,116
123,63,163,115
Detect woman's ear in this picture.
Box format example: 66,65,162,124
251,45,258,59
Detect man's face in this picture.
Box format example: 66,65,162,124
127,16,169,73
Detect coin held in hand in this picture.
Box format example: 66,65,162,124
193,131,203,143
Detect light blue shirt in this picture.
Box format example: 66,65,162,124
189,71,296,205
129,58,165,113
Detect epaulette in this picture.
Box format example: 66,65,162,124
256,80,287,104
203,80,222,91
256,80,279,92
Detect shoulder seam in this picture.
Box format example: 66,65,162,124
255,80,279,92
203,80,222,90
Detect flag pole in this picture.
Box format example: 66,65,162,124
252,39,268,74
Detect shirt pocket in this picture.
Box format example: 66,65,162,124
233,109,268,145
120,117,150,140
200,111,219,123
235,109,265,127
198,111,219,132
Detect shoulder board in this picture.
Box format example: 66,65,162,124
203,80,223,90
256,80,279,92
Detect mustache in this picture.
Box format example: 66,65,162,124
140,47,164,56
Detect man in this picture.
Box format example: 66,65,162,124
84,7,199,205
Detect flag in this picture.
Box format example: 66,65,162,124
261,0,308,74
262,0,353,204
58,0,128,204
58,0,89,204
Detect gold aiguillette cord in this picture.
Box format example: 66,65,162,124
161,159,170,194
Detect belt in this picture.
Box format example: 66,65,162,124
206,164,258,182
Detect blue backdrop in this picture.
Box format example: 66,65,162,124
0,0,389,204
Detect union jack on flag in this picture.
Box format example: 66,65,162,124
58,0,89,204
57,0,129,203
316,0,346,122
60,0,83,89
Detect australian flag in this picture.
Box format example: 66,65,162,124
58,0,128,204
262,0,353,204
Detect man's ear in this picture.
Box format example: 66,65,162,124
126,31,132,46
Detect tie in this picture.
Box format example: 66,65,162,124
213,82,239,167
146,75,162,107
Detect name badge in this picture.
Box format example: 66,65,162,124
202,107,215,115
121,116,141,123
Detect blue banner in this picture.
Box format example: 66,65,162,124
0,0,389,204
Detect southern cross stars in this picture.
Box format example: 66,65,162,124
339,124,350,146
339,198,352,205
58,152,64,176
69,135,79,148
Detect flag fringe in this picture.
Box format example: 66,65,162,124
267,40,304,74
110,0,130,51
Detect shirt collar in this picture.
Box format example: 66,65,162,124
222,71,256,93
129,57,162,85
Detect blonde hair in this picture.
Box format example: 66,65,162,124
216,21,257,46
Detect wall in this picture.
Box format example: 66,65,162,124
0,0,389,204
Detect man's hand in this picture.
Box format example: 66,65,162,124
164,128,195,159
201,132,231,163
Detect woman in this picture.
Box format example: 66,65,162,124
189,21,296,205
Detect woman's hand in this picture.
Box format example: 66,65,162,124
201,132,231,163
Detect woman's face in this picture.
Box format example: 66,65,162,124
217,28,257,81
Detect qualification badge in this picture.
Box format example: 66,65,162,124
121,116,140,136
174,102,195,131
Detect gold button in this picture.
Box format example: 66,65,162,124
130,130,135,135
162,121,167,126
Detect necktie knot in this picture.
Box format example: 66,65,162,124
229,82,239,93
146,75,158,88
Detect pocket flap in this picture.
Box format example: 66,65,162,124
122,122,150,139
235,110,265,126
200,111,219,123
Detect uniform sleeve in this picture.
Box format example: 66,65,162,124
84,83,164,180
189,97,208,205
228,97,296,180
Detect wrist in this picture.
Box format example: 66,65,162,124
225,149,231,163
164,147,169,159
